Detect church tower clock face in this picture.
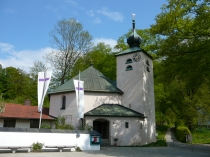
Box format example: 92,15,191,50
133,53,141,62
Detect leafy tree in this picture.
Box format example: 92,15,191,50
70,42,116,80
29,60,47,81
151,0,210,128
45,18,93,87
114,28,158,57
29,61,50,107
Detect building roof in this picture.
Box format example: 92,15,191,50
0,103,54,120
84,104,146,118
49,66,123,94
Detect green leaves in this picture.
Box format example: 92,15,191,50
152,0,210,127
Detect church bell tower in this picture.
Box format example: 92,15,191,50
115,14,156,143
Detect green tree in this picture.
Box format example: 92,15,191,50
45,18,93,87
29,61,50,107
151,0,210,128
114,28,158,57
70,42,116,80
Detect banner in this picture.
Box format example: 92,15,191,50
73,80,84,118
38,71,52,112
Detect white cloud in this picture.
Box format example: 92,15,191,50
86,10,95,17
0,42,54,72
0,43,14,52
93,17,102,24
97,8,123,22
93,38,117,48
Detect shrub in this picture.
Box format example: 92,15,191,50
55,116,74,130
176,126,191,143
75,146,82,151
40,124,52,129
0,102,5,113
175,119,185,129
32,142,44,152
77,123,93,131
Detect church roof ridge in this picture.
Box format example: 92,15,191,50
49,66,123,94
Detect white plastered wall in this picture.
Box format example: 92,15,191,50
116,51,156,144
0,132,100,151
16,119,30,128
49,92,121,127
85,116,148,146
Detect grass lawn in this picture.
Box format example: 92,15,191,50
191,127,210,144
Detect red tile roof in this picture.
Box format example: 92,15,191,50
0,103,54,120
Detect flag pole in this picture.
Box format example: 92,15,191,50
39,63,48,129
39,71,46,129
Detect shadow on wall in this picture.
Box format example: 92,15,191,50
112,118,155,146
92,95,121,108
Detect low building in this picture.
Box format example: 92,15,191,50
0,103,54,128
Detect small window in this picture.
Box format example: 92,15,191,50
126,58,133,64
125,122,129,128
147,67,150,72
61,96,66,110
140,123,143,129
146,60,150,66
129,104,131,108
126,65,133,71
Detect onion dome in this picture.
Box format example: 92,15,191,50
127,15,142,48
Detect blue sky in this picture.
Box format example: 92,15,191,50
0,0,167,72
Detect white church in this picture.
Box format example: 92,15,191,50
48,19,156,146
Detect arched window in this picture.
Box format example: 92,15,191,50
126,65,133,71
125,58,133,64
61,96,66,110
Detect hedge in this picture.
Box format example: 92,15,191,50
176,126,191,143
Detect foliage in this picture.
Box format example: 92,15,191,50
114,28,157,56
175,119,185,129
55,116,74,130
192,127,210,144
45,18,93,87
156,125,170,140
0,102,5,113
40,124,52,129
32,142,44,152
75,146,82,152
151,0,210,128
77,123,93,131
70,42,116,80
0,66,41,106
175,126,191,143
